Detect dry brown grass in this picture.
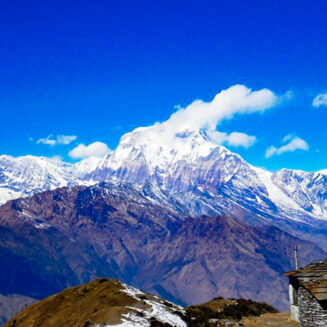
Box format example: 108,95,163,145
242,313,299,327
2,278,149,327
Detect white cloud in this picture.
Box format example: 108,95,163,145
162,85,279,133
37,134,77,146
69,142,110,159
37,136,56,146
313,91,327,107
65,85,280,161
207,131,256,148
265,135,309,158
225,132,257,148
56,135,77,145
139,85,280,149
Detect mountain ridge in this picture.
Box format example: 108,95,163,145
1,128,326,227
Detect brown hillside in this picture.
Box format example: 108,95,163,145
2,278,186,327
3,278,299,327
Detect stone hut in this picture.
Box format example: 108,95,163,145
285,259,327,326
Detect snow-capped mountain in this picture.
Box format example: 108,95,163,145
73,156,103,178
272,169,327,217
0,126,327,225
89,126,327,223
0,155,85,205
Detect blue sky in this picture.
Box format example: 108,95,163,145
1,0,327,171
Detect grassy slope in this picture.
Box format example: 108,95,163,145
2,279,150,327
2,279,299,327
243,313,299,327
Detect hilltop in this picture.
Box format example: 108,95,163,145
3,278,186,327
2,278,298,327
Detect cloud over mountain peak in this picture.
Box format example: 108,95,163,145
123,85,279,150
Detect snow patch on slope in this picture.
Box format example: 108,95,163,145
253,167,303,211
111,284,187,327
103,312,150,327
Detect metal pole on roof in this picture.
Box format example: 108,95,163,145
294,246,299,269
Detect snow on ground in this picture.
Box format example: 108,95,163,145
102,312,151,327
142,299,187,327
104,283,187,327
121,283,144,299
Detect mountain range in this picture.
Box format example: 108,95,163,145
0,126,327,323
1,127,327,224
1,127,327,247
0,181,325,321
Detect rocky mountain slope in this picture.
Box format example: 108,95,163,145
89,127,327,224
0,182,324,322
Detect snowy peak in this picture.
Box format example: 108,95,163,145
91,126,248,189
103,127,220,170
0,126,327,223
88,126,327,222
272,169,327,217
0,155,83,205
72,156,103,178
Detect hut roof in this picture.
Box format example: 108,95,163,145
285,259,327,301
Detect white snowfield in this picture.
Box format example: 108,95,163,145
0,126,326,223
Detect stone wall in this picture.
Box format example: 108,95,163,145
298,286,327,327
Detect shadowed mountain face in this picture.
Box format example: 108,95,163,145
0,182,325,321
0,294,36,326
